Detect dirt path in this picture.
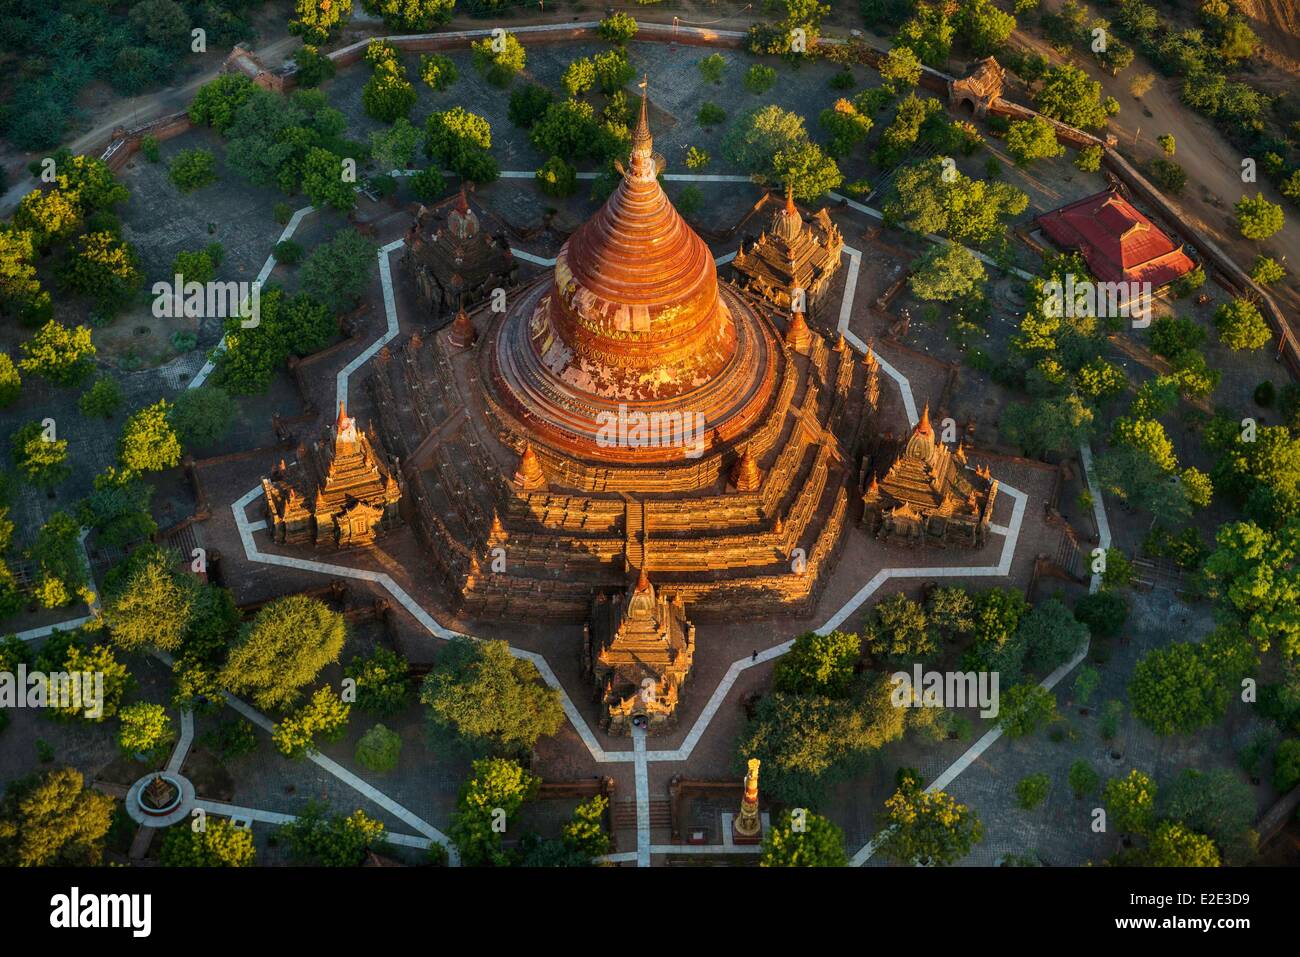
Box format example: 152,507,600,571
1012,6,1300,318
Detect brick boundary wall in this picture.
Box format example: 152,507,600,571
92,22,1296,374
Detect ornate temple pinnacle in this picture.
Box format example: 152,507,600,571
635,565,652,593
733,757,762,842
514,440,546,491
632,74,652,155
917,403,932,436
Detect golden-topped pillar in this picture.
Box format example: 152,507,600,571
733,758,762,843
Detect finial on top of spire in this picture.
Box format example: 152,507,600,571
784,181,797,215
917,403,932,436
632,74,652,155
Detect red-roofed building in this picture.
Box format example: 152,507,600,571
1035,188,1196,288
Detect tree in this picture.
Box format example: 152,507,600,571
0,354,19,408
745,64,778,94
1251,256,1286,285
13,189,82,251
168,386,236,450
999,395,1095,458
369,118,422,173
561,57,596,98
723,105,843,201
362,41,416,124
273,686,351,757
425,107,499,183
562,795,611,860
104,548,193,652
290,0,351,45
300,229,376,315
508,85,554,128
118,702,175,760
118,400,181,474
819,99,874,158
10,421,70,488
1073,591,1128,638
1006,116,1065,166
450,758,539,866
300,148,357,213
866,593,937,663
1075,144,1103,172
221,595,347,711
1068,759,1100,798
420,636,564,758
28,512,91,609
1017,598,1089,673
278,803,385,867
536,156,577,198
1104,769,1157,835
56,155,129,214
884,158,1028,247
879,45,923,91
997,683,1059,737
1214,297,1271,351
218,288,336,394
160,818,255,867
1015,772,1050,809
1235,193,1284,241
597,11,639,44
877,779,983,865
1139,820,1221,866
0,768,114,866
1130,642,1229,735
188,75,258,133
362,0,454,30
1035,65,1112,130
956,0,1017,56
355,723,402,773
168,148,218,192
760,810,848,866
1200,520,1300,657
774,630,861,697
471,32,526,87
294,45,336,88
57,231,142,317
896,2,956,66
1162,768,1257,862
343,646,411,716
0,228,51,325
1273,738,1300,793
909,243,986,301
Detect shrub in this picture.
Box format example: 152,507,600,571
274,239,304,265
1214,297,1271,351
685,146,711,170
343,646,411,716
1015,773,1050,809
535,156,577,197
79,376,124,418
508,85,554,128
1074,144,1102,172
160,818,255,866
1255,380,1276,407
140,135,160,163
1272,739,1300,793
677,185,704,216
355,723,402,773
1148,158,1187,194
294,45,337,88
597,11,638,44
419,53,457,91
745,64,778,94
169,386,236,450
1073,591,1128,638
1068,759,1100,798
169,148,218,192
699,53,726,84
117,702,174,759
1251,256,1285,285
410,167,446,202
698,102,726,127
0,354,19,408
272,685,351,758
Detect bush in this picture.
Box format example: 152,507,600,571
169,386,236,450
1074,144,1102,172
1251,256,1285,285
274,239,304,265
471,32,526,87
1015,773,1050,809
355,723,401,773
169,149,218,192
410,167,446,202
160,818,254,866
0,354,19,408
140,135,160,163
117,702,174,759
273,202,293,225
1273,739,1300,793
699,54,726,84
745,64,778,94
507,85,554,129
698,102,727,127
294,45,337,88
676,185,704,216
1068,759,1100,798
79,376,124,418
597,11,638,44
1214,298,1271,351
685,146,711,170
1148,158,1187,194
535,156,577,198
1073,591,1128,638
1255,380,1276,407
419,53,457,91
272,685,351,758
343,646,411,716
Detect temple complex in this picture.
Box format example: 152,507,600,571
403,186,517,326
365,80,868,649
862,406,997,547
584,568,695,734
731,185,844,317
262,402,403,548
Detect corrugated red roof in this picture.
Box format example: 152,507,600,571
1036,188,1195,288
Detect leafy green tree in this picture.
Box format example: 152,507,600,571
1234,193,1284,241
471,32,526,87
425,107,499,183
562,57,596,98
450,757,539,866
1201,520,1300,657
999,394,1095,458
508,85,555,128
10,421,69,488
355,723,402,773
1017,598,1089,673
745,64,778,94
13,189,82,251
877,778,983,865
698,53,727,84
278,803,385,866
1138,820,1221,866
597,11,639,44
369,118,422,173
722,105,843,200
562,794,611,860
218,288,336,393
896,2,956,66
27,512,90,609
301,229,376,315
1162,768,1257,862
1213,297,1271,351
1075,144,1103,172
418,53,457,91
1104,769,1157,835
998,683,1059,737
1131,641,1229,735
1034,64,1112,129
361,0,454,30
118,702,175,759
879,44,923,91
119,400,181,473
1006,116,1065,166
0,229,52,325
760,810,848,866
300,148,357,212
955,0,1016,55
0,767,115,866
293,45,336,88
536,156,577,198
273,686,351,757
1251,256,1285,285
884,157,1028,247
344,646,411,716
909,243,986,301
1273,738,1300,793
221,595,347,711
773,630,861,697
160,818,255,866
1068,759,1100,798
57,231,142,317
820,99,874,158
168,386,236,450
168,148,218,192
189,75,259,133
362,41,416,123
55,641,131,720
56,155,129,214
104,548,193,652
865,593,937,663
0,355,18,409
78,467,156,550
1015,772,1050,809
1073,591,1128,638
420,636,564,758
290,0,351,44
